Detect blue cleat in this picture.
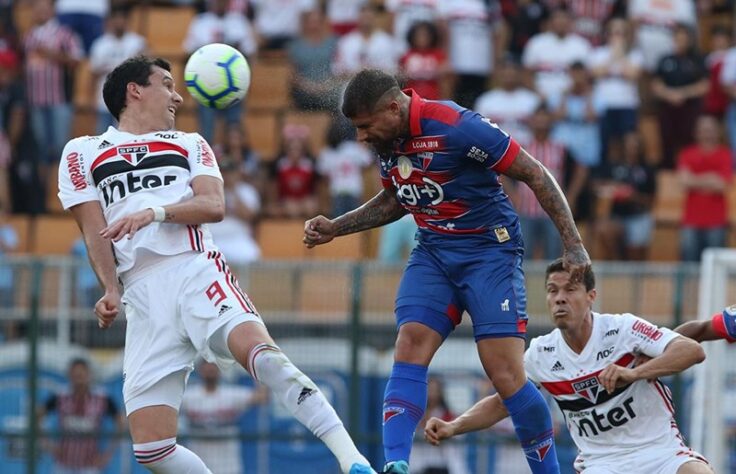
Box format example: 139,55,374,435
349,462,377,474
382,460,409,473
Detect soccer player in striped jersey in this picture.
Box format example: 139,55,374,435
424,259,712,474
57,55,375,474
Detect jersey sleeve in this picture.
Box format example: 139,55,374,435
456,113,521,173
185,133,223,181
58,139,99,210
711,306,736,342
378,158,396,192
619,313,679,358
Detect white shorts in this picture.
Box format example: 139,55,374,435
576,446,709,474
121,251,263,415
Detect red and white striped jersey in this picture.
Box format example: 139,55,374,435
57,128,222,278
525,312,682,468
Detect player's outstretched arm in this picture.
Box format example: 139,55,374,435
100,175,225,241
673,308,736,343
424,393,509,446
599,336,705,394
70,201,121,329
502,148,590,278
303,189,406,247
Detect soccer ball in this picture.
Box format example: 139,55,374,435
184,43,250,110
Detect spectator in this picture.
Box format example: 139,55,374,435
439,0,503,108
564,0,617,46
24,0,83,191
549,62,600,169
500,0,549,62
0,50,42,214
385,0,442,54
38,358,126,474
333,4,398,77
183,0,257,143
266,124,321,218
377,214,418,263
652,24,708,168
223,124,260,179
55,0,108,54
0,206,17,310
704,26,731,118
318,119,372,217
628,0,696,72
409,377,470,474
719,32,736,157
70,237,100,309
89,5,146,134
588,17,643,164
181,361,268,474
326,0,366,35
593,134,656,261
522,6,591,103
288,8,340,111
208,159,262,265
509,106,587,260
677,114,732,262
474,57,541,146
250,0,316,50
399,21,447,100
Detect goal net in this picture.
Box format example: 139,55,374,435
690,248,736,473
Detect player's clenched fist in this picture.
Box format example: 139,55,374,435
303,215,337,248
598,363,637,394
95,290,121,329
424,417,456,446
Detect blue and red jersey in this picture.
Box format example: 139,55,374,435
712,306,736,342
379,90,521,244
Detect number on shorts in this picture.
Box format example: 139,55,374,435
205,281,227,306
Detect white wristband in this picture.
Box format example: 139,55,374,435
151,206,166,222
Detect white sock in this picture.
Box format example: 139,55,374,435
250,343,371,473
133,437,212,474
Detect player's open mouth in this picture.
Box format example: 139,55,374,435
168,106,176,115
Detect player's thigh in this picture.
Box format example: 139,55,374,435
676,461,713,474
126,370,187,443
459,245,527,340
476,336,526,397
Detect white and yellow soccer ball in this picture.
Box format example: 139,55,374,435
184,43,250,109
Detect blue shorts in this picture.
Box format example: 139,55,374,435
395,239,528,341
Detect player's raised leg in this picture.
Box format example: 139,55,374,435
478,337,559,473
677,461,714,473
216,319,376,474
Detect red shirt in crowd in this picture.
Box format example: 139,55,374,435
677,144,732,229
272,156,318,200
399,48,446,100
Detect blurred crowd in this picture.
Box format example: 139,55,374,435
1,0,735,265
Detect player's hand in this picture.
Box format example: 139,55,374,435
562,245,591,284
95,289,120,329
598,364,637,394
100,209,155,242
303,215,336,248
424,417,456,446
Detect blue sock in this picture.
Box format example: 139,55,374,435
502,380,560,474
382,362,428,464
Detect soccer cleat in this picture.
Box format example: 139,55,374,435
382,460,409,473
349,462,377,474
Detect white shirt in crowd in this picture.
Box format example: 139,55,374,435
474,88,541,146
209,182,261,265
385,0,442,52
250,0,316,40
628,0,696,71
181,384,259,474
719,47,736,88
55,0,108,17
326,0,367,27
89,32,146,111
333,29,399,74
439,0,500,76
183,11,257,56
522,31,592,102
588,46,644,111
317,141,372,197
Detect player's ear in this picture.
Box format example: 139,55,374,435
126,82,142,100
587,288,597,306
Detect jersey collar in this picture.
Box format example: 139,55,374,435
405,88,425,137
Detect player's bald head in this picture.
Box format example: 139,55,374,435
342,69,401,118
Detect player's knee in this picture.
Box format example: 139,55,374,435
676,461,714,474
487,366,527,397
394,323,442,364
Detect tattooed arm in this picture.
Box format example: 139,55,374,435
503,147,591,277
303,189,406,247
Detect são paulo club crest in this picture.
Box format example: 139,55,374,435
118,145,149,166
572,377,601,403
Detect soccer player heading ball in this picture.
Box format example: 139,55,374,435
58,56,376,474
304,69,591,473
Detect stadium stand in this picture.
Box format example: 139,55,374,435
32,216,80,255
246,60,292,111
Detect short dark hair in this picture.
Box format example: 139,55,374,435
406,21,440,49
545,258,596,292
103,55,171,121
68,357,89,371
341,69,400,118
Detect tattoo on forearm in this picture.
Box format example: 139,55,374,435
334,190,406,236
165,212,175,222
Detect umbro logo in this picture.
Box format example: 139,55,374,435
551,361,564,372
297,387,314,405
97,140,113,149
218,305,232,316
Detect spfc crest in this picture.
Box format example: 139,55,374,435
572,377,600,403
118,145,149,166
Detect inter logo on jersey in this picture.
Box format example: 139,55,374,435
118,145,149,166
572,377,600,403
